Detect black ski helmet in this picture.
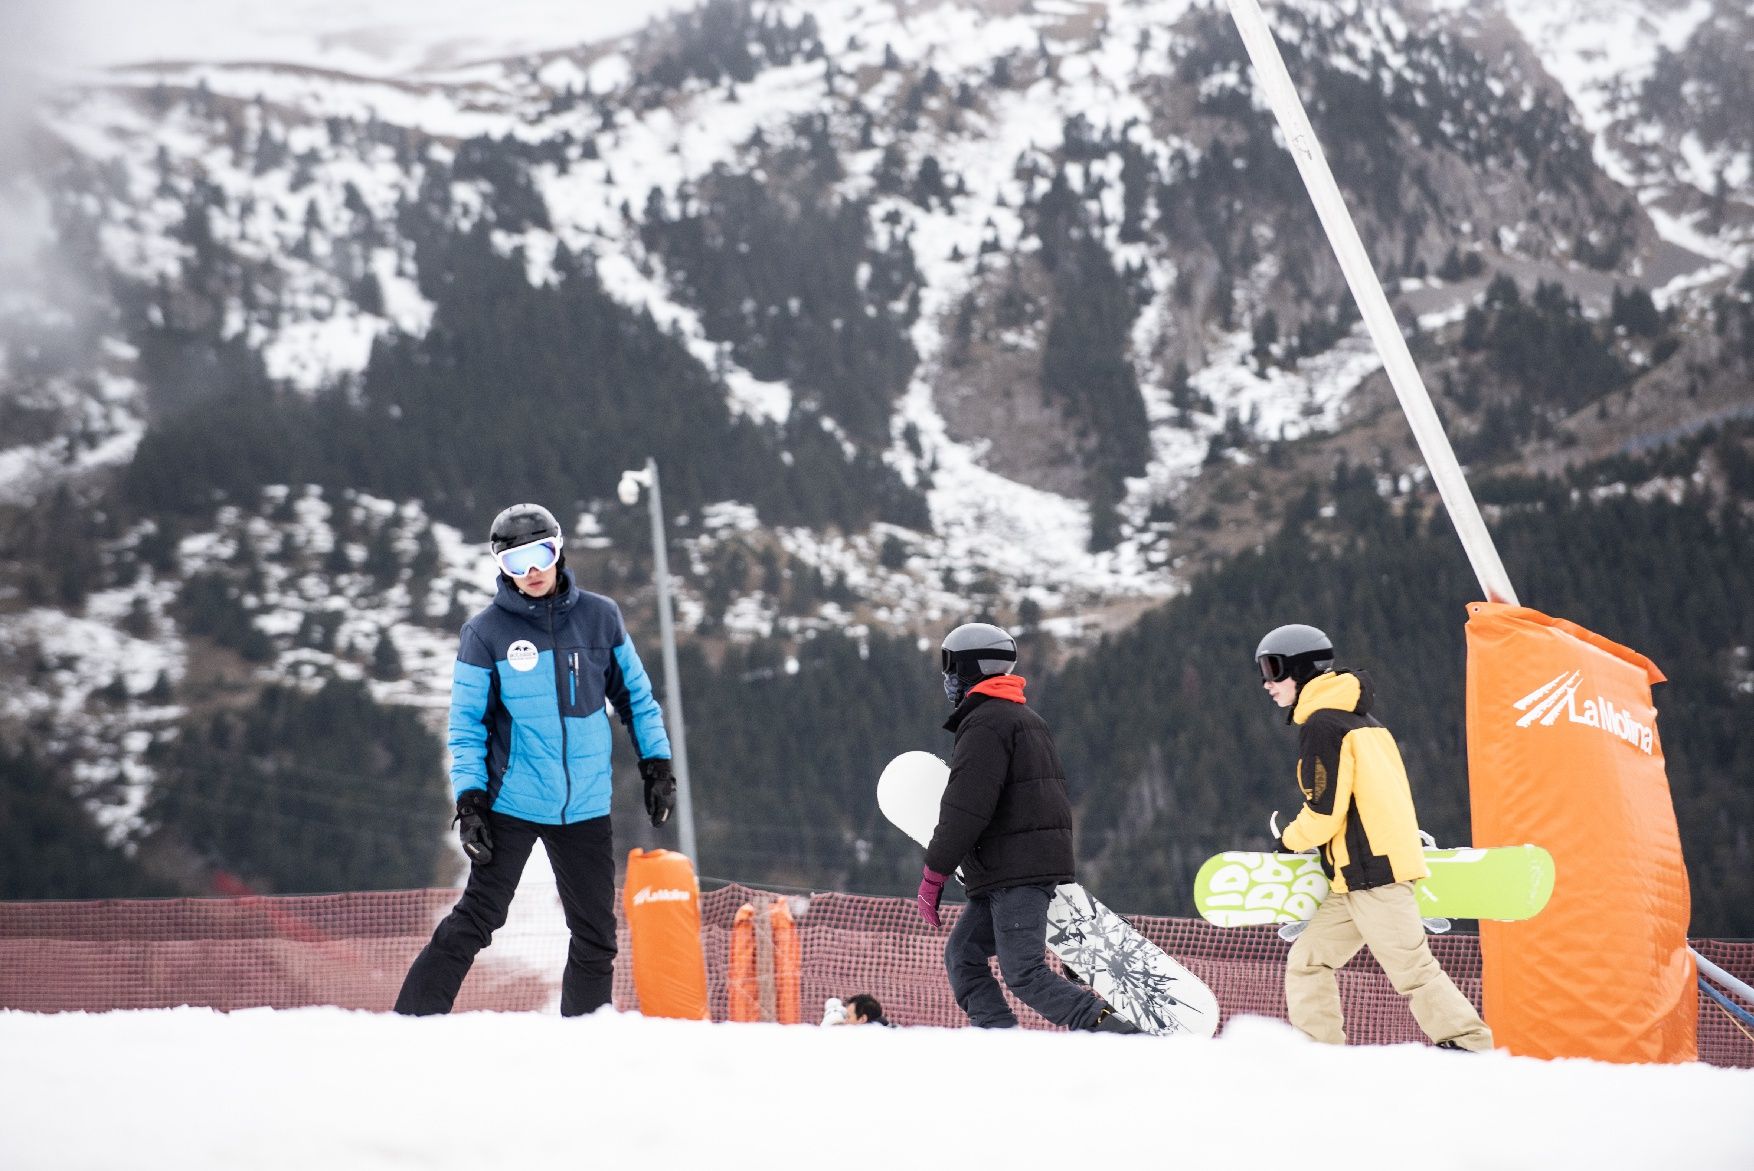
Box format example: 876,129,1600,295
489,503,562,553
1254,623,1335,686
942,622,1018,684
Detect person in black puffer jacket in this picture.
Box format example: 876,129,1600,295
916,623,1137,1034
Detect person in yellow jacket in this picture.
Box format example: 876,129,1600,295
1256,623,1493,1052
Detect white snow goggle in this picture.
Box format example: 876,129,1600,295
493,535,562,577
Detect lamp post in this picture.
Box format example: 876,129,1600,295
617,458,698,864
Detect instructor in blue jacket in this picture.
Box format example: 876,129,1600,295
395,502,677,1016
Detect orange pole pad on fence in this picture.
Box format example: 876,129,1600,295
728,898,801,1024
1464,602,1695,1062
622,849,709,1021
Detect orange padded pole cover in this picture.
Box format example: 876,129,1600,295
770,899,800,1025
727,899,802,1023
728,904,758,1022
1465,602,1694,1062
622,849,709,1021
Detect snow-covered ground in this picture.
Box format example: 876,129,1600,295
1,1006,1749,1169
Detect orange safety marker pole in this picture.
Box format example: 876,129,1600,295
728,904,758,1022
770,898,800,1025
726,896,801,1024
622,849,709,1021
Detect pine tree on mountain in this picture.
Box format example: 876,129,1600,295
371,630,402,680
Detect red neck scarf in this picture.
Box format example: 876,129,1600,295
968,674,1027,704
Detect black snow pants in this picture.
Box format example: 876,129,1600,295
394,812,616,1017
945,882,1102,1031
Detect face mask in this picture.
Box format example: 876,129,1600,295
943,670,964,705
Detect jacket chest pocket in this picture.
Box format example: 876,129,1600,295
558,645,615,713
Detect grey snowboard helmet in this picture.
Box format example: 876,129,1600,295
1255,623,1335,687
941,622,1017,704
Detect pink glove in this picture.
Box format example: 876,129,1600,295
917,866,949,927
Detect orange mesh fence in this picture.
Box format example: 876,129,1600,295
2,885,1749,1067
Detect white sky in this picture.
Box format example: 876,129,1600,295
2,1007,1750,1169
30,0,705,75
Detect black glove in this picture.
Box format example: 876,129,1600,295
455,789,493,865
639,758,676,828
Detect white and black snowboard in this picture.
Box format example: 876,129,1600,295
879,751,1219,1037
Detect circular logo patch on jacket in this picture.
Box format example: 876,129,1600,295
506,640,540,672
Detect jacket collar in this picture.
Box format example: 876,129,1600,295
1292,669,1370,725
943,674,1027,732
493,567,579,619
969,674,1026,704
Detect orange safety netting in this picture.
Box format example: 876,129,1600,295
1,885,1749,1067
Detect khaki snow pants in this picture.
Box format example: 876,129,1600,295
1284,880,1494,1050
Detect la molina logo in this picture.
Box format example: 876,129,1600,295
631,886,692,907
1511,670,1655,755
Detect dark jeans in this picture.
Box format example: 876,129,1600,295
945,883,1101,1031
395,812,616,1017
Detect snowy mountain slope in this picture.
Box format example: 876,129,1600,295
1504,0,1752,269
6,0,1738,616
1500,0,1714,146
48,0,701,76
0,487,489,840
21,0,1712,577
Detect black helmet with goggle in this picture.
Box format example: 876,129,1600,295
489,503,564,578
1254,624,1334,686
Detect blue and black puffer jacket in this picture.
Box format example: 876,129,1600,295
447,569,670,824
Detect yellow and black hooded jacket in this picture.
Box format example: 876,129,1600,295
1278,670,1428,893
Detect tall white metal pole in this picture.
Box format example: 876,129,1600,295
644,457,699,862
1223,0,1519,606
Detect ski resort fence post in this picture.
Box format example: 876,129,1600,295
1220,0,1517,607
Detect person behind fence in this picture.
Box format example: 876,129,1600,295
1254,623,1493,1051
821,993,892,1026
916,622,1140,1034
394,503,677,1017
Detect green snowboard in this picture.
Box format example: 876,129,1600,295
1193,846,1556,926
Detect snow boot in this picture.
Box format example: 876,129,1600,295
1089,1005,1142,1035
